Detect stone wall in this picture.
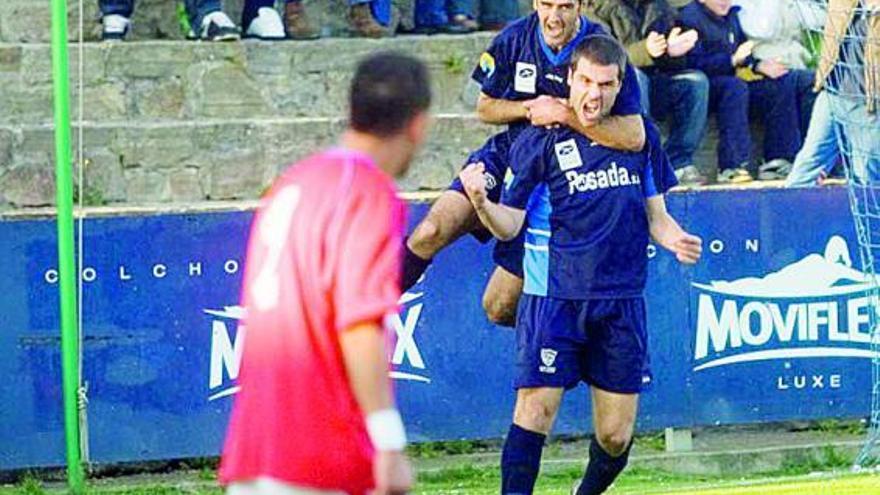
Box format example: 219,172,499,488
0,2,745,210
0,35,490,124
0,36,497,208
0,0,531,43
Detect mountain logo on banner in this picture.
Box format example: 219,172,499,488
691,236,880,372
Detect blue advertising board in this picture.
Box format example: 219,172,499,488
0,187,875,470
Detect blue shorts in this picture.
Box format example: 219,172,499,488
492,229,525,278
514,295,652,394
448,145,508,206
448,136,524,277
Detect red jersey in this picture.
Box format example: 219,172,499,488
219,148,406,494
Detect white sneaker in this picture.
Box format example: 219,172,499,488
758,158,793,180
200,11,240,41
246,7,286,40
674,165,707,187
102,14,130,41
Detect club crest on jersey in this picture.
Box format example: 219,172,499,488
515,62,537,93
555,139,583,171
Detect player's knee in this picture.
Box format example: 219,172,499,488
483,292,517,326
410,216,445,256
596,429,632,457
514,395,558,434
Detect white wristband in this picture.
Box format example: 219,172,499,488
366,409,407,451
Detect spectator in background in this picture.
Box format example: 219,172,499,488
787,0,880,186
586,0,710,186
351,0,399,37
281,0,319,39
478,0,520,30
101,0,241,41
734,0,817,133
680,0,816,183
282,0,397,38
413,0,479,34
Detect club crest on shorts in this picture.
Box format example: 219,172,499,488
484,172,498,190
539,348,558,374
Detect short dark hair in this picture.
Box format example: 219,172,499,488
349,52,432,137
570,35,628,82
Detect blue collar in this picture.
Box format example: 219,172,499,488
537,16,589,67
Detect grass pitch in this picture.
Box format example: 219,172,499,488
4,467,878,494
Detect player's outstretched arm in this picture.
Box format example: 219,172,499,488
567,112,646,152
645,195,702,265
459,162,526,241
340,323,413,495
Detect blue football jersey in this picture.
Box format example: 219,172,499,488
471,13,642,114
469,13,644,162
502,124,676,299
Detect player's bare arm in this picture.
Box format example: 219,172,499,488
340,322,413,495
476,92,533,124
526,96,645,151
645,195,702,265
567,112,646,152
459,162,526,241
478,92,646,151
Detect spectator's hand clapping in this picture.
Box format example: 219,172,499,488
731,40,756,67
756,59,789,79
646,31,667,58
666,27,698,57
524,95,570,128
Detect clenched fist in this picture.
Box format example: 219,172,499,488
459,162,489,208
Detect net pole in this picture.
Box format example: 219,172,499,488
49,0,84,491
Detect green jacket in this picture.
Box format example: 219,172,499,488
585,0,691,70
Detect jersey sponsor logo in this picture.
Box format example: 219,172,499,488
555,139,583,171
691,236,880,383
545,73,565,83
539,348,558,374
515,62,538,93
565,161,641,194
479,52,496,78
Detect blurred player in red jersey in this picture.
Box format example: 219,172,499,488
219,52,432,495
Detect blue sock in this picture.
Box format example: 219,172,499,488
576,437,631,495
401,239,432,291
501,423,546,495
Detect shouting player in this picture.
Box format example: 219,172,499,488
460,35,701,494
403,0,646,326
